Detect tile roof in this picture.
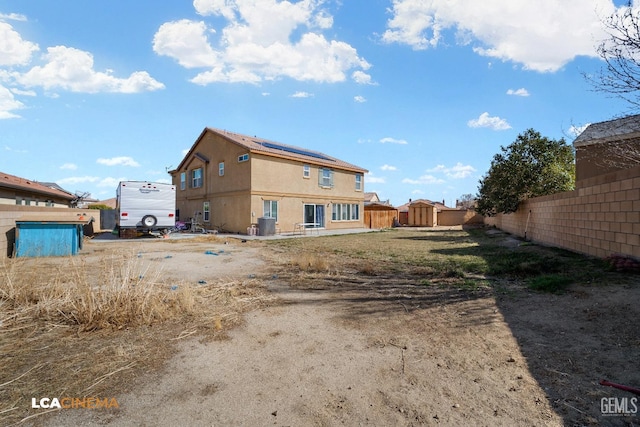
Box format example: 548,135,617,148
177,127,368,173
573,114,640,147
0,171,76,200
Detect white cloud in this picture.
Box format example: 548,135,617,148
57,176,100,185
10,88,36,96
381,164,397,171
354,95,366,103
569,123,590,137
154,0,370,84
427,162,476,179
291,91,313,98
380,137,408,144
0,84,24,119
402,175,445,185
352,70,375,85
382,0,620,72
0,21,39,66
152,20,219,68
96,156,140,167
17,46,165,93
98,177,126,188
60,163,78,170
467,112,511,130
4,144,27,153
507,88,529,96
365,172,386,184
0,13,28,22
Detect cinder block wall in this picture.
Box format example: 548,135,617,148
0,206,102,258
485,165,640,259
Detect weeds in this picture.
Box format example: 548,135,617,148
0,247,274,426
528,275,573,293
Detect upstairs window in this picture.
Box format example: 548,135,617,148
180,172,186,190
191,168,202,188
355,174,362,191
238,154,249,162
319,168,334,188
303,164,310,178
219,162,225,176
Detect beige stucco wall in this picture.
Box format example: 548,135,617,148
438,209,484,226
250,154,364,232
485,164,640,259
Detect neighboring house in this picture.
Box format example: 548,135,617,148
169,127,368,234
573,114,640,183
38,182,97,208
364,192,380,205
0,172,75,207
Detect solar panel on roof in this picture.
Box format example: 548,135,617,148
255,141,334,162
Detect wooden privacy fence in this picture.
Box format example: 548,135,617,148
364,205,398,229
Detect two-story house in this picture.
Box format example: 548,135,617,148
170,128,368,234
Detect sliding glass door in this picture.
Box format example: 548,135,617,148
303,204,325,228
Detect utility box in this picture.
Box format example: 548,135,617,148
257,217,276,236
15,215,90,257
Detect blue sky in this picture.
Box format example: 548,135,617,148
0,0,633,207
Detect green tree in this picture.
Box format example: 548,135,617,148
476,129,575,216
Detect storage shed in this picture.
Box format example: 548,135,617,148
15,215,91,257
408,201,438,227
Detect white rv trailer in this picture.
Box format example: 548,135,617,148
116,181,176,232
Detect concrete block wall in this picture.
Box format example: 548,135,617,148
485,165,640,259
0,206,102,259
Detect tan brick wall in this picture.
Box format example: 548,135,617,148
485,165,640,259
0,206,101,259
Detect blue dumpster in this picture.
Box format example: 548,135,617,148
15,216,89,257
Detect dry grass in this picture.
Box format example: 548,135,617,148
0,248,275,426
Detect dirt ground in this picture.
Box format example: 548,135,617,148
22,230,640,426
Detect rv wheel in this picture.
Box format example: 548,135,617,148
142,215,157,227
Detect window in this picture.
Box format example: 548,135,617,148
303,164,310,178
332,203,360,221
191,168,202,188
355,174,362,191
219,162,225,176
180,172,186,190
263,200,278,221
203,202,210,222
319,168,333,188
15,197,22,205
238,153,249,162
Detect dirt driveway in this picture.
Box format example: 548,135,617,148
22,230,640,426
